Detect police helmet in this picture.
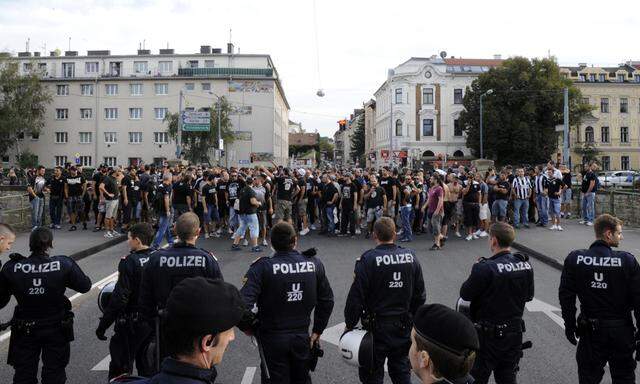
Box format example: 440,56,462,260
98,281,116,313
455,297,472,319
339,329,374,368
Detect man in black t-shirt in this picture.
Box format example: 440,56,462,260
320,174,338,236
379,169,397,218
560,164,573,219
265,166,297,225
339,174,357,236
231,178,262,252
92,166,109,232
100,169,123,238
580,162,598,226
201,176,219,238
491,171,511,222
64,166,86,231
216,171,230,233
151,173,175,249
546,168,565,231
462,174,481,240
172,174,193,217
364,175,387,238
46,167,66,229
295,169,310,235
227,171,244,232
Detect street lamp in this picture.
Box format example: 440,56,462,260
208,91,223,163
479,89,493,159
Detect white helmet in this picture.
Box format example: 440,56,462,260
97,281,116,313
456,297,472,319
339,329,374,368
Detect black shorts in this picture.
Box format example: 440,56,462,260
442,202,454,226
463,202,479,228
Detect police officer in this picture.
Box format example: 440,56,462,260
0,227,91,384
459,222,534,384
559,213,640,384
344,216,426,384
240,221,335,383
96,223,157,380
139,212,223,370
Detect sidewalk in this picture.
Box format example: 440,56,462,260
512,219,640,270
8,228,127,261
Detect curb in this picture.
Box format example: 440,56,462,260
69,236,128,262
512,241,563,271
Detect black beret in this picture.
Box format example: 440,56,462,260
165,277,245,335
413,304,479,355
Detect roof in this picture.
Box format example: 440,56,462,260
444,58,503,67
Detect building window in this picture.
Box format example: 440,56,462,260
105,84,118,95
600,98,609,113
104,108,118,120
154,108,168,120
581,97,589,105
80,108,93,119
158,61,173,73
79,132,92,144
104,132,117,144
454,89,463,104
589,74,596,82
130,83,143,96
155,83,168,95
85,62,99,74
154,132,169,144
56,84,69,96
579,74,586,81
395,88,402,104
601,126,610,143
81,84,94,96
129,108,143,119
55,132,68,144
201,83,211,91
635,75,640,83
134,61,148,74
54,156,68,167
188,60,199,68
599,74,606,82
585,126,594,143
620,98,628,113
56,108,68,120
103,157,117,167
79,156,92,166
395,119,403,136
422,119,434,136
601,156,610,171
153,157,166,166
422,88,433,105
205,60,215,68
453,150,464,157
1,156,9,163
185,83,195,91
37,63,47,74
62,62,75,78
31,132,39,140
453,119,463,136
108,62,121,76
129,158,142,167
23,63,32,72
621,156,630,170
128,132,143,144
617,74,625,82
621,126,629,143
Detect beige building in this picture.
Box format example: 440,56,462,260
6,44,290,168
560,62,640,171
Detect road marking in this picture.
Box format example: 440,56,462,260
526,297,565,329
92,355,111,371
241,366,257,384
320,322,345,346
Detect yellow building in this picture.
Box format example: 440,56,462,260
560,63,640,171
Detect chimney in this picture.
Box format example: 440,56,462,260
64,51,78,56
50,51,60,57
137,49,150,55
493,54,502,60
34,52,41,57
200,45,212,54
227,43,234,54
578,62,587,67
159,48,174,55
212,48,222,54
88,50,110,56
18,52,32,57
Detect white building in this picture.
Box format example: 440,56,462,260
372,55,502,168
6,44,290,168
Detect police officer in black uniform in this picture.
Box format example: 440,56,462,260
459,222,534,384
344,216,426,384
96,223,157,380
240,221,335,383
559,213,640,384
0,227,92,384
139,212,223,371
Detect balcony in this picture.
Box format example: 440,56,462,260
178,67,273,77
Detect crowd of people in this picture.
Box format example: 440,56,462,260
23,158,600,253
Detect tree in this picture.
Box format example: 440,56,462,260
573,142,600,167
458,57,592,165
350,114,365,165
17,149,38,169
165,97,235,164
0,60,52,157
318,136,334,163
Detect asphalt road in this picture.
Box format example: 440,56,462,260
0,230,634,383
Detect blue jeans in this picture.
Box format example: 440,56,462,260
582,192,595,223
234,213,259,239
325,206,335,233
491,199,508,220
536,195,549,225
400,205,413,241
152,213,174,248
30,197,45,227
513,199,529,226
49,196,63,226
229,206,239,230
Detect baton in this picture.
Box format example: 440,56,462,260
254,330,270,380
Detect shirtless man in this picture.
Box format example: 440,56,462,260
446,173,463,238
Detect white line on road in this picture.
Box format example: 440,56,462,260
241,366,257,384
526,297,565,329
92,354,111,371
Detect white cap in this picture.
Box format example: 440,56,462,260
297,168,306,177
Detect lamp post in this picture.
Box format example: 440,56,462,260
208,91,223,164
479,89,493,159
387,68,395,167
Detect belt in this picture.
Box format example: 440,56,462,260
580,317,632,329
476,319,524,334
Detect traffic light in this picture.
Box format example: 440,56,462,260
338,119,347,130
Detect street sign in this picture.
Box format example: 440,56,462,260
238,159,250,165
181,111,210,132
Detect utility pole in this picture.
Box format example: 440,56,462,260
563,87,570,167
388,69,394,168
176,89,183,159
217,98,222,165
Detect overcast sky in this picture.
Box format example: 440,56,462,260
1,0,638,137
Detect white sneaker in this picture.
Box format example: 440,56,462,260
586,222,593,226
205,233,210,239
465,235,473,241
299,228,310,236
262,239,268,246
479,231,489,238
578,220,586,224
396,230,403,236
215,228,222,235
32,226,38,231
310,224,317,230
227,228,234,234
472,234,479,239
104,231,113,238
549,225,557,230
242,239,249,246
355,228,362,235
455,231,462,238
557,226,564,231
474,229,483,236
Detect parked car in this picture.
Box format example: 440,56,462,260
597,171,640,188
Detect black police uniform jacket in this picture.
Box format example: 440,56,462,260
139,243,223,322
240,250,334,334
344,243,426,329
99,248,155,331
459,251,534,323
559,240,640,326
0,252,91,319
127,358,217,384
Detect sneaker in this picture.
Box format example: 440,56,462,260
93,227,102,232
82,223,88,230
465,235,473,241
204,233,210,239
557,226,564,231
560,213,565,218
262,239,268,246
472,234,479,239
479,231,488,238
429,244,441,251
365,233,370,239
49,224,55,229
549,225,557,230
586,222,594,226
524,224,530,228
212,232,221,238
474,229,483,236
455,231,462,238
566,213,572,218
104,231,114,238
32,226,38,231
242,239,249,247
310,224,317,230
227,228,234,234
231,244,241,251
396,230,404,236
400,238,411,242
55,225,62,229
355,228,362,235
578,220,586,225
68,225,77,231
251,246,263,253
215,228,222,235
299,228,310,236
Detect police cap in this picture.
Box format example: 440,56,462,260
165,277,245,335
414,303,479,355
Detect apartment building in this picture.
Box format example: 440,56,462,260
372,54,502,168
333,109,364,167
560,62,640,171
6,44,290,168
